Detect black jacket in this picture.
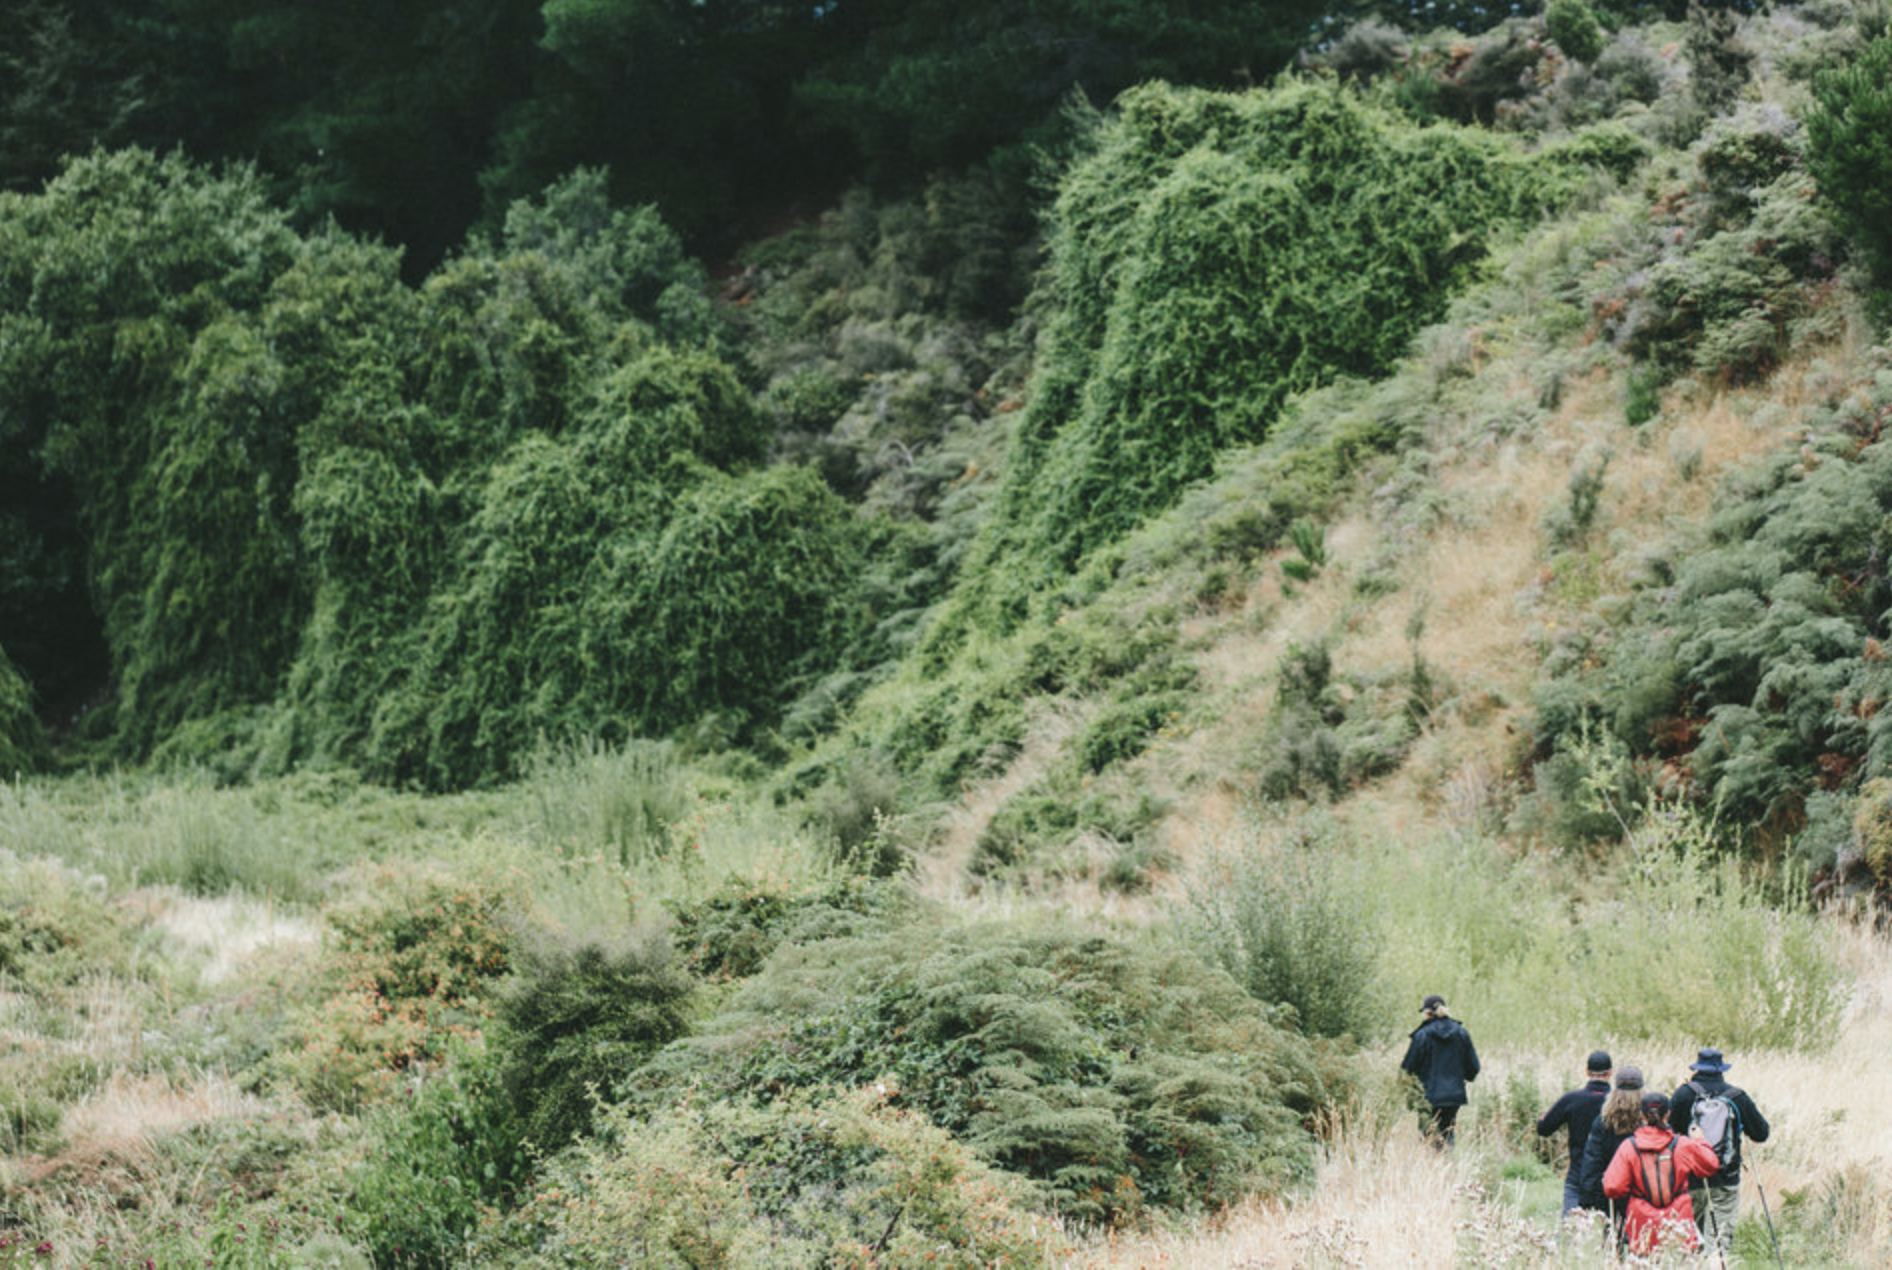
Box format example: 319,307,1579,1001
1578,1119,1633,1212
1401,1016,1480,1107
1669,1075,1769,1184
1537,1080,1610,1179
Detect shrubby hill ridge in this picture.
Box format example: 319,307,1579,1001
3,2,1892,1265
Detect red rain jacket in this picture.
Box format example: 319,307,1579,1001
1602,1126,1721,1254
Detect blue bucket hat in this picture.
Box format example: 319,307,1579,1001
1689,1047,1732,1073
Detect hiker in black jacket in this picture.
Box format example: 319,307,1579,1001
1537,1049,1613,1214
1669,1047,1769,1257
1400,994,1479,1146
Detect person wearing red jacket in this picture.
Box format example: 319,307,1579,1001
1602,1091,1722,1256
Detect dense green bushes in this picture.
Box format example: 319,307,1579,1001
492,934,695,1150
639,918,1343,1223
0,646,43,777
0,150,306,753
1532,355,1892,857
0,157,877,788
498,1087,1068,1267
980,80,1563,595
1808,32,1892,306
1185,841,1379,1040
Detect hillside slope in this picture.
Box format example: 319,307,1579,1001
4,3,1892,1266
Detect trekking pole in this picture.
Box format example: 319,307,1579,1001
1755,1177,1785,1270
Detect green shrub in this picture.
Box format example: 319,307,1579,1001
0,855,131,989
497,1087,1068,1268
1318,19,1410,83
1686,0,1753,115
1543,449,1610,547
1253,640,1428,803
795,750,910,874
0,154,885,787
1807,32,1892,302
492,931,695,1149
0,149,305,756
1421,19,1543,123
972,780,1167,879
273,866,512,1111
1583,110,1841,384
667,873,899,981
984,79,1558,594
345,1042,528,1270
1624,361,1663,425
1546,0,1606,64
643,918,1343,1223
0,646,46,777
1182,835,1379,1040
1533,368,1892,841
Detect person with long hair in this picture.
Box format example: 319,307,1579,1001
1576,1065,1644,1239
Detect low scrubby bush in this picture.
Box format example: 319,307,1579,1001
496,1087,1068,1268
1252,640,1429,803
345,1042,528,1269
1531,361,1892,844
639,917,1344,1223
667,873,898,981
492,931,695,1149
273,867,512,1111
0,855,130,988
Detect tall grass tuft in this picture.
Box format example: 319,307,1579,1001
522,736,689,866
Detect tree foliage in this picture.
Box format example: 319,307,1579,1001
0,157,870,787
0,646,46,777
1807,31,1892,304
955,80,1577,620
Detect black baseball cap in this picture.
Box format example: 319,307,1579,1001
1587,1050,1612,1072
1421,994,1446,1011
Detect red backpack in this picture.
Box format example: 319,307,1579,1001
1630,1141,1679,1208
1623,1137,1700,1254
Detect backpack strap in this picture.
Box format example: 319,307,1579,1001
1633,1143,1677,1208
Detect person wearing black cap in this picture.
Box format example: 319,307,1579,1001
1669,1047,1770,1256
1400,994,1480,1147
1536,1050,1613,1215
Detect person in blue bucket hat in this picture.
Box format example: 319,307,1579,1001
1668,1047,1770,1257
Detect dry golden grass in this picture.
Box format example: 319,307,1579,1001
135,887,321,984
1067,1111,1553,1269
56,1072,269,1166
